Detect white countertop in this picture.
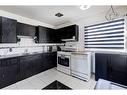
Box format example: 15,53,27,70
0,43,64,48
0,51,56,59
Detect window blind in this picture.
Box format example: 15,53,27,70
84,19,124,49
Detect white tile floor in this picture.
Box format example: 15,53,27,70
2,68,96,90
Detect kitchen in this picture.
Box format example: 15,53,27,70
0,6,126,90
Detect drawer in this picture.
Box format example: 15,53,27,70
71,70,90,81
71,54,87,59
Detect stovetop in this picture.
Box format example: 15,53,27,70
42,80,72,90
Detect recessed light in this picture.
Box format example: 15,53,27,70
79,5,91,10
55,13,64,17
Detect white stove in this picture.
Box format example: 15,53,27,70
57,51,72,75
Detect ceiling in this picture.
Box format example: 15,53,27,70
0,6,126,26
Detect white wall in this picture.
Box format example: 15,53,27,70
55,6,127,73
0,10,54,28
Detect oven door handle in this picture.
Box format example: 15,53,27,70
60,55,65,59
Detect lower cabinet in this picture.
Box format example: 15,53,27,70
95,53,127,86
42,52,57,71
108,54,127,85
32,54,43,75
0,57,18,88
95,53,109,81
19,55,34,80
0,52,57,88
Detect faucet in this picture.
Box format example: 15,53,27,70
9,48,12,52
24,49,28,53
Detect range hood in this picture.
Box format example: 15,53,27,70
61,36,76,42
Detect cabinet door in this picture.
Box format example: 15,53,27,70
2,17,17,43
95,53,109,81
48,28,56,43
108,54,127,85
17,22,36,37
42,52,57,71
0,58,18,88
38,26,47,43
54,29,62,43
57,28,66,39
19,55,33,80
32,54,43,75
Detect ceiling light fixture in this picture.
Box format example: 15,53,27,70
55,13,64,17
80,5,91,10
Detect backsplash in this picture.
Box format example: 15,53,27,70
0,37,58,56
17,36,36,46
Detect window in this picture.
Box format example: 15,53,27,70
84,19,124,50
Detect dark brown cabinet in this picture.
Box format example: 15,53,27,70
95,53,127,86
42,52,57,71
0,52,57,89
19,55,34,80
36,26,60,43
36,25,79,43
17,22,36,37
19,52,57,81
0,57,19,88
56,24,79,41
108,54,127,85
0,17,17,43
32,54,43,75
95,53,109,81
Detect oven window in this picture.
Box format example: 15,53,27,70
58,57,69,67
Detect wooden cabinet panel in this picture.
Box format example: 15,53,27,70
95,53,109,81
32,54,43,75
0,52,57,88
19,55,34,80
0,17,17,43
55,24,79,41
0,57,18,88
95,53,127,86
37,26,60,43
108,54,127,85
42,52,57,71
17,22,36,37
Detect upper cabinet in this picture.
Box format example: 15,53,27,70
56,24,79,42
0,17,17,43
36,26,61,43
17,22,36,37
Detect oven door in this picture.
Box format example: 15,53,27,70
58,55,70,67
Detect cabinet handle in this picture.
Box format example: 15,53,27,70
2,74,4,78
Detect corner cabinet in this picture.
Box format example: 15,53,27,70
36,26,60,43
56,24,79,42
95,53,127,86
0,17,17,43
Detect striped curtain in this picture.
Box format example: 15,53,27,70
84,19,124,49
